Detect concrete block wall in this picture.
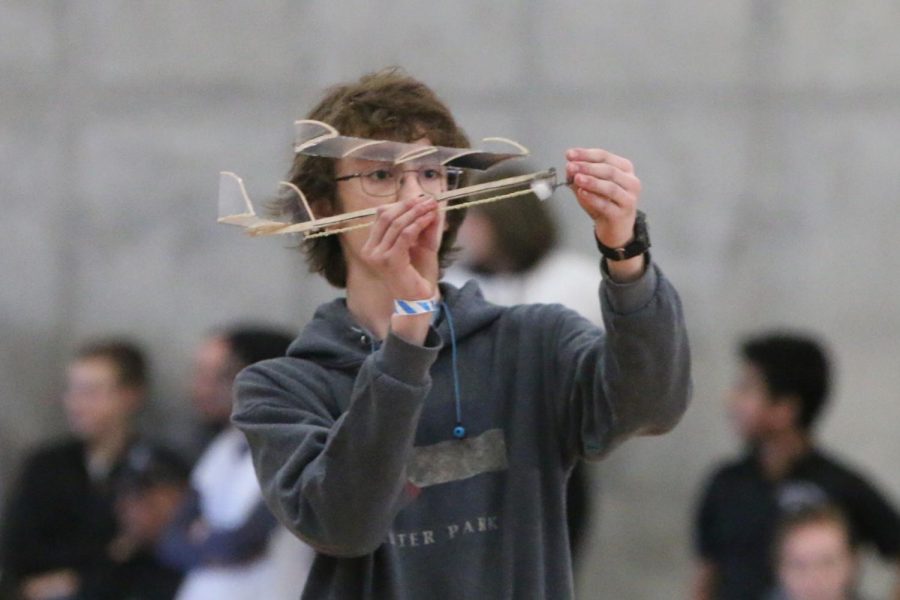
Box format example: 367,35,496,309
2,2,898,596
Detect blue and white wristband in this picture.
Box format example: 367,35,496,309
393,297,439,316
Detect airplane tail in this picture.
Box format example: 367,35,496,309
218,171,316,236
218,171,261,227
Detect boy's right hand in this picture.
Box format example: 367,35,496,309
361,195,442,301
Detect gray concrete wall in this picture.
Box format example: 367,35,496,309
2,2,898,597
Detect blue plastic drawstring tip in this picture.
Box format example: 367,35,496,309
452,425,466,439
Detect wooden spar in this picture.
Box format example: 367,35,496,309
250,168,558,237
220,122,551,238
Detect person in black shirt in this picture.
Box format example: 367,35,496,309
0,339,150,600
691,332,900,600
99,443,190,600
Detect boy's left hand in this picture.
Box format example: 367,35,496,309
566,148,645,281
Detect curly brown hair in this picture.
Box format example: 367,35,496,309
274,67,471,288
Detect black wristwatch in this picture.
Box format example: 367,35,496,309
594,210,651,261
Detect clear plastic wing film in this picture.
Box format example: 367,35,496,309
220,120,562,239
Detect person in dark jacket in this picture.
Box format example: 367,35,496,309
0,339,149,600
100,443,191,600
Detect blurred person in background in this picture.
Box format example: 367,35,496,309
158,325,314,600
445,161,602,327
443,160,600,560
188,328,246,460
100,443,191,600
692,332,900,600
0,339,151,599
768,504,864,600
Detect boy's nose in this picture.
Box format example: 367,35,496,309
397,170,429,201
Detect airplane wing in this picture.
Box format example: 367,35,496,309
292,119,529,169
220,121,547,239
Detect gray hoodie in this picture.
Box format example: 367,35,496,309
232,260,691,599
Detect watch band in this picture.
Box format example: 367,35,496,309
594,210,651,261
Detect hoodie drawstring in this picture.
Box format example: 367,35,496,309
442,301,466,439
359,301,466,440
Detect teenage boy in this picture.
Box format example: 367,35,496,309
692,332,900,600
232,68,691,599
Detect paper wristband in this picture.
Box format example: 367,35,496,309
393,298,438,316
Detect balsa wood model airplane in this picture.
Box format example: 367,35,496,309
218,120,562,239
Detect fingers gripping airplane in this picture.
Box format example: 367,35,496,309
218,120,562,239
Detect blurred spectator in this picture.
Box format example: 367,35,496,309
444,161,602,327
187,332,242,460
0,338,151,599
692,332,900,600
100,443,191,600
768,505,863,600
159,326,314,600
443,161,597,560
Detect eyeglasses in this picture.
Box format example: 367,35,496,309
335,163,463,197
